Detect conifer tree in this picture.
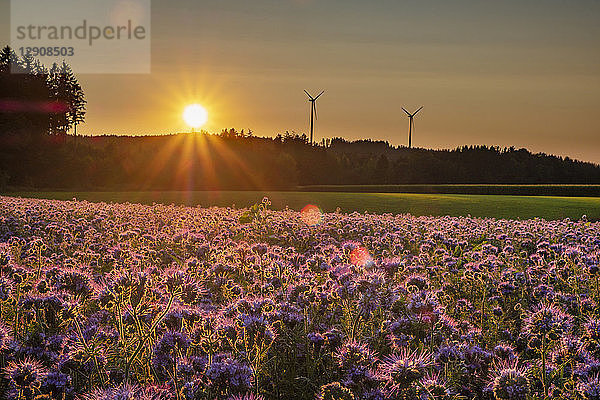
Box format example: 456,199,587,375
64,63,86,136
48,62,70,134
0,46,19,73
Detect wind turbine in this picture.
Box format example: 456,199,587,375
304,90,324,145
402,106,423,148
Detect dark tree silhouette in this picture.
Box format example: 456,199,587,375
0,47,52,144
0,46,85,139
47,62,67,135
1,128,599,191
60,61,86,135
373,154,389,184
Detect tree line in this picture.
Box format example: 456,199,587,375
1,129,599,191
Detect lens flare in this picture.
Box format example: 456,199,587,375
349,246,373,267
301,204,323,226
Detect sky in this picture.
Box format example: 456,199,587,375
1,0,600,163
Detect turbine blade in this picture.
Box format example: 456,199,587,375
315,90,325,100
413,106,423,115
402,107,411,116
313,102,318,120
304,90,313,100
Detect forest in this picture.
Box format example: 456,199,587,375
2,130,600,191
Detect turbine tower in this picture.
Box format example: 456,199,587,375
304,90,324,145
402,106,423,148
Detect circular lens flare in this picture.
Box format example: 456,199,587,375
183,104,208,128
301,204,323,226
349,246,373,267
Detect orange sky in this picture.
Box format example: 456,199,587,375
1,0,599,163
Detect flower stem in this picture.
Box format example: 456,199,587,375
541,334,547,400
125,292,175,383
74,317,106,386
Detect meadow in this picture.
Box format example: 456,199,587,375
0,195,599,399
299,185,600,197
6,190,600,221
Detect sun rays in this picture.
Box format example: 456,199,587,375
138,132,267,192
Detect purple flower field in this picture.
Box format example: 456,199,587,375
0,195,599,400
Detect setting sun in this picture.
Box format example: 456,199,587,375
183,104,208,129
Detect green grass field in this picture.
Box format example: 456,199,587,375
299,184,600,197
5,191,600,221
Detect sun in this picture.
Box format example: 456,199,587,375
183,104,208,129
